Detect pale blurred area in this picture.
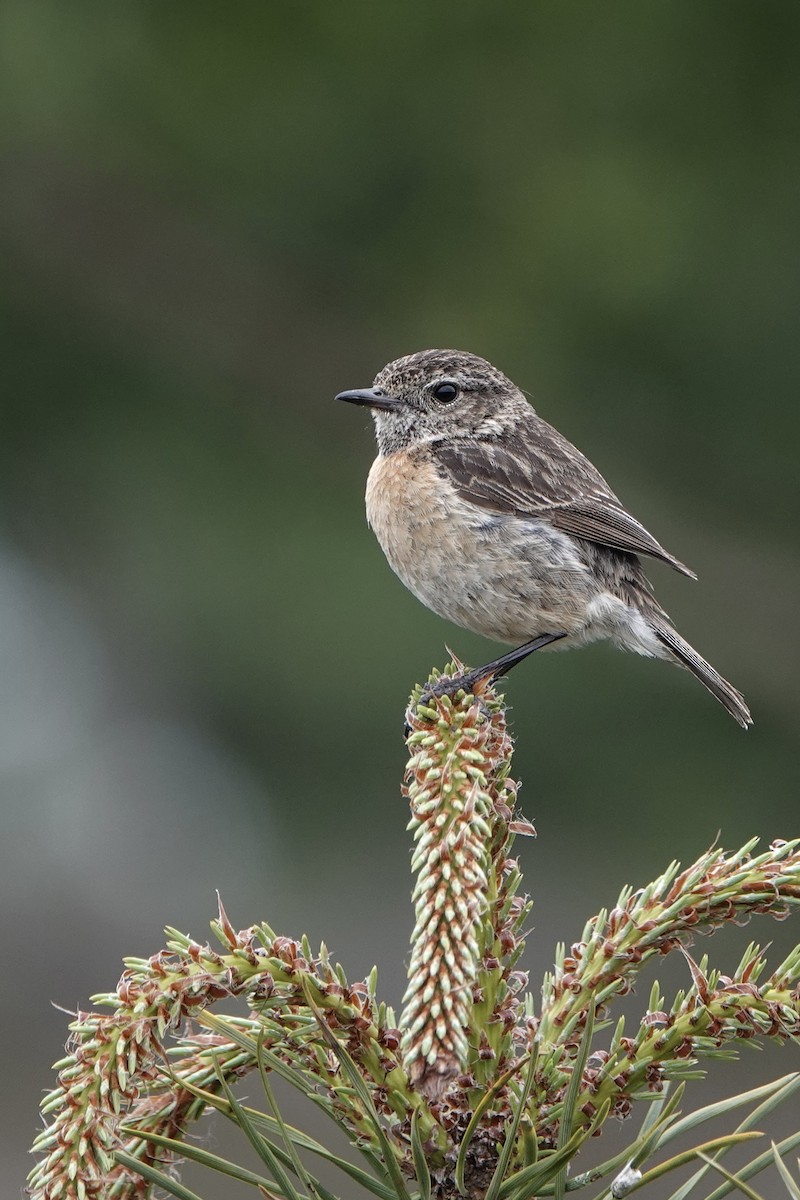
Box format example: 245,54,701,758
3,3,800,1196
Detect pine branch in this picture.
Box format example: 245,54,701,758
27,664,800,1200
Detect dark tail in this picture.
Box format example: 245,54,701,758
651,620,753,729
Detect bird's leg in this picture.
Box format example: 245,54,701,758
480,631,568,679
420,632,567,704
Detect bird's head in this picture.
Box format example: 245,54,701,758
336,348,532,455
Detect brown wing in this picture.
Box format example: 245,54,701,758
432,417,697,579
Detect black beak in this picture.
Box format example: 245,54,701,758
335,387,401,412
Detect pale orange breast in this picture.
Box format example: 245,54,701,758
364,446,595,643
365,450,451,577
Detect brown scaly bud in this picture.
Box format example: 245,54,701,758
400,674,505,1100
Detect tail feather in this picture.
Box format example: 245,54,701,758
651,620,753,729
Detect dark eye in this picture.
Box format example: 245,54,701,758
432,381,459,403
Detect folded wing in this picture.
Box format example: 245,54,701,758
432,418,697,580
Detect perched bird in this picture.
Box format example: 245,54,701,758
336,349,752,728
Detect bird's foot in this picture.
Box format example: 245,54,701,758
418,668,493,708
408,633,568,735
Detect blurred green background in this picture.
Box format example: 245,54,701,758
4,2,800,1195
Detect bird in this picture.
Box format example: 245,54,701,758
336,349,752,728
